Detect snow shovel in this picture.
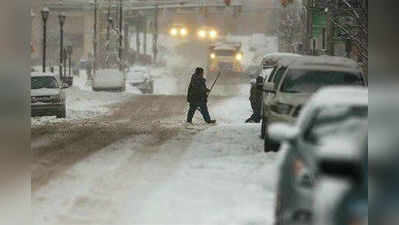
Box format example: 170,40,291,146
208,71,222,95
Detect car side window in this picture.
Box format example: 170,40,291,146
267,66,278,82
273,67,288,88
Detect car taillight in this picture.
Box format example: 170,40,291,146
293,159,305,177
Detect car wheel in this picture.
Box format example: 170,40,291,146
261,118,265,139
56,108,66,118
264,118,272,152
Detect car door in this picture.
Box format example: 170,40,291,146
264,66,288,111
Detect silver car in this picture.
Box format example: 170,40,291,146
268,87,368,225
315,134,368,225
31,72,67,118
262,56,367,152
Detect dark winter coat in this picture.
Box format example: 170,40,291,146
187,73,209,103
249,82,263,113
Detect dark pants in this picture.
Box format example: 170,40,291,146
246,100,261,123
187,102,211,123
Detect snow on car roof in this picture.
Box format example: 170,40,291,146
309,87,368,108
289,55,362,72
262,52,301,60
274,55,302,67
31,72,58,77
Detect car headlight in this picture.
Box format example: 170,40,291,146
209,30,217,39
180,28,188,36
198,30,206,38
271,103,293,115
170,28,178,36
210,53,216,59
235,53,243,61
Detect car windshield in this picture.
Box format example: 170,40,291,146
31,76,59,89
305,105,368,145
281,69,364,93
215,50,236,56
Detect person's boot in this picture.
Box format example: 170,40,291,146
206,120,216,124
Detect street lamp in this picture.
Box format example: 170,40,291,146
67,45,73,76
41,7,50,73
58,13,66,79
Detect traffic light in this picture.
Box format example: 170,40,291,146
224,0,231,7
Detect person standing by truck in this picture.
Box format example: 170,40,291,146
186,67,216,124
246,76,264,123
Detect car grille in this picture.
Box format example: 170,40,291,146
218,62,233,71
293,105,303,117
31,96,52,103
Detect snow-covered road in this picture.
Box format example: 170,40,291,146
32,94,279,225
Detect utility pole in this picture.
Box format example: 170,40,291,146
119,0,123,71
153,6,159,64
59,13,66,80
93,0,97,75
107,0,112,42
143,20,147,55
136,22,141,56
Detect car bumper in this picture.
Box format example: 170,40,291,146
269,111,296,124
31,104,65,117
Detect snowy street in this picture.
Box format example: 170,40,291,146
32,69,279,225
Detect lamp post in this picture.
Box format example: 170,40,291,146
58,13,66,79
41,7,50,73
63,48,67,77
67,45,73,76
119,0,123,71
92,0,98,75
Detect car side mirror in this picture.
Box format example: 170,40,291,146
263,82,276,94
268,123,299,143
319,157,363,185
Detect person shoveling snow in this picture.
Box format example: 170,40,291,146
246,76,263,123
186,67,217,125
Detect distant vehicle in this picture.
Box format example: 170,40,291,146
315,133,368,225
261,56,367,151
61,75,73,87
31,72,67,118
79,59,90,70
208,40,243,74
169,24,188,38
127,67,154,94
197,26,218,40
92,69,126,92
268,87,368,225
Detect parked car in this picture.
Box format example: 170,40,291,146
260,55,302,139
268,87,368,225
314,134,368,225
127,67,154,94
368,93,399,225
92,69,126,92
31,72,67,118
261,56,367,151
